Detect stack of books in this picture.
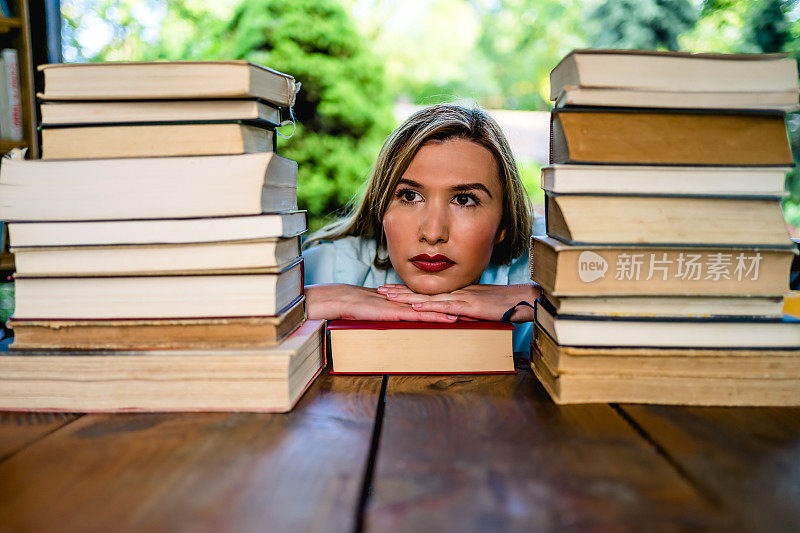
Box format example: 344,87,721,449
0,61,325,412
531,50,800,405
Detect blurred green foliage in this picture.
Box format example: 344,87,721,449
61,0,800,229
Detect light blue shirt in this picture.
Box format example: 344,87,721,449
303,235,533,353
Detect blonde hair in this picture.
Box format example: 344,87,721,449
304,103,532,269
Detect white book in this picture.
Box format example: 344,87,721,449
13,260,303,319
8,212,307,247
11,237,300,277
536,303,800,349
542,164,790,197
0,152,297,221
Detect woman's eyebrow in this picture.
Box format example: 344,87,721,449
452,183,493,199
396,178,424,188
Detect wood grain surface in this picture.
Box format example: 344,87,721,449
0,372,382,533
364,365,732,532
0,412,81,462
622,405,800,533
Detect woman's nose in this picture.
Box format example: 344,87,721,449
418,204,449,244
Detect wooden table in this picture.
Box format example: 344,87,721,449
1,358,799,532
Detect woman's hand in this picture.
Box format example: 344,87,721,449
377,283,540,322
306,283,459,322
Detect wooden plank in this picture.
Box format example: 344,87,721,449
622,404,800,533
0,412,80,461
0,372,382,532
365,365,731,531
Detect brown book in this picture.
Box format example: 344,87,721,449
38,61,300,107
550,108,793,166
328,320,515,374
531,348,800,406
8,296,306,350
530,236,795,297
546,194,790,246
550,50,799,101
0,319,325,413
533,322,800,378
41,122,274,160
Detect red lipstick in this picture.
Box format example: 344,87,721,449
410,254,455,273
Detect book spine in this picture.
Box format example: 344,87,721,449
2,49,22,141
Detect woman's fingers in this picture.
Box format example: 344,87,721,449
411,300,471,316
393,306,457,322
384,292,437,303
377,284,412,295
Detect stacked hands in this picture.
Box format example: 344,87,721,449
306,283,538,324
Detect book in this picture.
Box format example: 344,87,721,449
554,86,800,111
541,164,790,197
40,99,281,126
546,194,789,246
11,237,300,277
542,292,786,319
8,296,306,350
550,108,793,166
41,122,275,160
7,212,307,247
0,48,22,140
535,300,800,349
12,259,303,319
549,50,800,100
531,349,800,406
533,321,800,378
530,236,796,297
0,319,325,412
38,61,301,107
327,320,515,374
0,152,297,221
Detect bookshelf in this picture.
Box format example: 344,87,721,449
0,0,37,158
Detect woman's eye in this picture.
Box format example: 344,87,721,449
396,189,421,203
453,193,477,206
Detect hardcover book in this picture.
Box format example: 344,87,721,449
531,350,800,406
7,212,307,247
13,259,303,320
549,108,793,166
327,320,515,374
0,319,325,412
535,298,800,349
545,193,790,246
38,61,301,107
9,296,306,350
40,99,282,126
11,237,301,277
530,236,795,297
533,321,800,378
541,164,790,197
0,152,297,221
550,50,799,100
41,121,276,160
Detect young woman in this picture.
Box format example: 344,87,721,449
302,104,540,351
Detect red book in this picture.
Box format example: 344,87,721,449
327,320,515,374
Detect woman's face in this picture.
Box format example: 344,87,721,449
382,138,506,295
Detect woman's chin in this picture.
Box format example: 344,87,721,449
403,275,467,295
